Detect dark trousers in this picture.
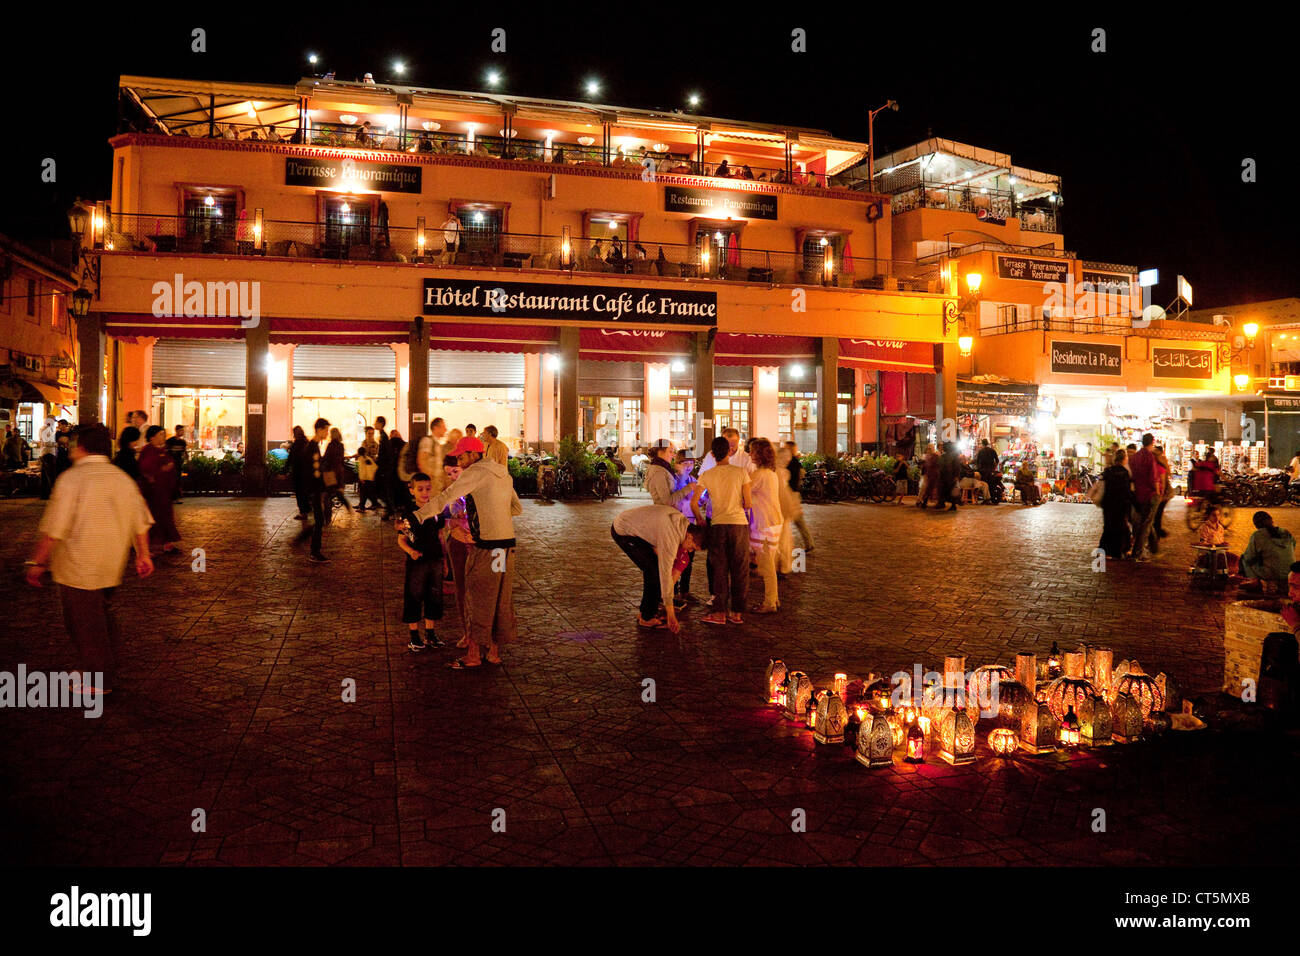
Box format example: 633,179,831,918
358,479,381,510
60,585,119,691
40,454,55,500
293,482,311,517
402,559,444,624
676,550,694,598
294,490,327,554
612,529,662,620
376,467,394,513
708,523,750,614
1131,499,1158,557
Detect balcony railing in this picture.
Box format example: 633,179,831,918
888,184,1059,233
143,121,840,189
102,214,944,292
979,314,1135,337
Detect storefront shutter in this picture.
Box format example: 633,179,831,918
428,351,524,386
293,345,396,381
151,339,246,388
578,360,644,398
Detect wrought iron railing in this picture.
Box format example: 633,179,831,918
886,184,1059,233
101,213,943,291
978,315,1135,337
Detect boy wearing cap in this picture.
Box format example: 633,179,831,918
396,472,447,651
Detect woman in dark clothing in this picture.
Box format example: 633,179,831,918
113,427,141,479
323,427,353,519
138,425,182,552
289,425,310,519
1099,448,1135,559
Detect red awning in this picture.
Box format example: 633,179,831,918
838,338,936,373
715,333,817,366
579,328,693,362
270,318,410,344
426,322,559,353
103,313,245,340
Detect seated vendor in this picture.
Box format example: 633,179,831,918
1194,504,1240,575
1239,511,1296,594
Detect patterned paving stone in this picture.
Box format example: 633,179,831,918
2,492,1299,866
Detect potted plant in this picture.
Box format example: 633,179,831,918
183,453,219,493
216,452,245,493
508,456,538,496
266,452,292,495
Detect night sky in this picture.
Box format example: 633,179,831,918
4,10,1287,309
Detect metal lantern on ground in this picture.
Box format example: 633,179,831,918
1078,693,1113,747
904,720,925,763
1019,699,1058,754
1113,661,1165,718
784,671,812,721
887,709,906,747
1089,647,1114,699
939,703,976,765
1156,672,1180,712
1110,660,1133,701
921,673,948,729
1047,651,1095,721
1059,705,1081,747
814,691,846,744
1112,691,1144,743
988,728,1018,757
806,690,824,731
967,664,1014,721
856,710,896,769
765,659,788,705
995,680,1034,723
844,707,862,749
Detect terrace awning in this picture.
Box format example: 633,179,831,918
715,333,816,367
579,328,692,362
838,339,936,373
426,322,558,353
104,313,245,340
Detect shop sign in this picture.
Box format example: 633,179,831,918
1050,340,1122,375
1266,396,1300,412
1152,346,1213,379
1081,270,1134,298
664,186,778,220
285,157,422,193
997,255,1071,283
957,382,1038,416
422,279,717,325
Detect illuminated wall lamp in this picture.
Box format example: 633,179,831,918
253,208,264,251
1242,321,1259,345
958,335,973,358
1234,373,1250,392
415,216,426,258
964,272,982,293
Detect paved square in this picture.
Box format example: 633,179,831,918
2,492,1297,866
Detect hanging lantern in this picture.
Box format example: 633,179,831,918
1059,705,1081,747
1046,651,1096,721
967,664,1014,721
938,703,976,765
1078,693,1113,747
987,728,1018,757
784,671,812,721
806,690,824,731
1113,662,1165,718
856,710,896,769
765,659,788,705
904,721,926,763
1112,691,1144,743
1019,699,1058,754
814,691,846,744
1046,641,1062,679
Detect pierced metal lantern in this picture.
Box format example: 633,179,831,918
765,659,788,705
904,721,926,763
988,728,1018,757
855,710,895,769
1019,699,1058,754
1014,652,1037,696
1047,652,1096,722
939,704,976,765
814,691,846,744
967,665,1014,721
1113,661,1165,718
1112,691,1144,743
1110,660,1133,700
888,710,906,748
921,674,949,728
806,690,824,731
995,680,1035,723
1059,705,1081,747
1078,693,1113,747
1088,647,1114,698
784,671,812,721
833,673,848,699
1156,672,1180,713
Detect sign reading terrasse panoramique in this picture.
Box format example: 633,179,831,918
664,186,778,220
285,157,422,193
996,255,1071,283
422,279,718,325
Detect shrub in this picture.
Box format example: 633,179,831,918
216,453,244,476
186,454,219,480
266,453,288,476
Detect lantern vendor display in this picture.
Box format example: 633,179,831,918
904,719,926,764
784,671,813,722
938,702,976,765
806,690,824,731
1019,698,1058,754
1112,691,1144,744
1077,692,1113,747
1156,672,1180,713
967,664,1014,721
1059,705,1081,747
856,709,896,769
887,709,906,748
814,691,847,745
844,707,862,749
765,659,788,706
1088,647,1114,699
987,727,1018,757
833,673,848,699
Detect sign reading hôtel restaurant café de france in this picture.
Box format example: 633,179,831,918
423,279,717,325
1050,340,1122,375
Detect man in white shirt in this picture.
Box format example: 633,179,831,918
441,213,460,253
25,424,155,695
417,416,448,493
692,435,753,626
1287,450,1300,483
699,427,754,475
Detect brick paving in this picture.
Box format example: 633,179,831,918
1,490,1298,866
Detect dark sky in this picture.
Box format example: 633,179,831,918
4,9,1287,309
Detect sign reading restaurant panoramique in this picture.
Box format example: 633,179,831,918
997,255,1071,283
1152,347,1213,379
422,279,717,325
285,157,422,193
664,186,778,220
957,381,1039,416
1050,340,1122,375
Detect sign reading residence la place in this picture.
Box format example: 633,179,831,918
1050,340,1122,375
997,255,1071,283
422,279,717,325
664,186,778,220
285,157,422,193
1152,347,1213,379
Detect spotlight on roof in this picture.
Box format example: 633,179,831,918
392,61,406,75
308,53,319,65
486,70,501,87
585,78,601,96
688,92,701,107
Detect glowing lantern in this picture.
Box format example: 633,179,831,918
814,691,847,744
904,721,925,763
1088,647,1114,698
1047,651,1096,721
888,710,906,747
994,680,1034,722
1059,705,1081,747
987,728,1018,757
833,673,848,698
806,690,823,731
784,671,812,721
765,659,788,705
967,664,1014,721
1112,662,1165,718
1019,699,1058,754
855,710,896,769
1112,692,1144,743
1078,693,1113,747
938,704,976,765
1046,641,1062,679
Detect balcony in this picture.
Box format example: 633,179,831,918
100,213,945,293
886,183,1059,234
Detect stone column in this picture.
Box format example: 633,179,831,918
392,343,410,436
408,323,429,445
558,326,580,441
76,312,104,425
817,336,840,455
243,321,269,495
753,366,779,442
644,362,671,445
693,331,715,458
267,343,294,447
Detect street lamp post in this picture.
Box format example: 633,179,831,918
867,100,899,191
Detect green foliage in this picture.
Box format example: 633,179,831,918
556,436,614,480
216,453,244,476
185,454,219,480
266,453,288,476
507,456,537,480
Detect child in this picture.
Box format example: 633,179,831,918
893,453,910,504
354,426,380,512
395,472,447,651
1195,505,1239,575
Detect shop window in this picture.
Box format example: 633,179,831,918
153,387,245,455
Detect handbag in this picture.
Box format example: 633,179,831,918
1088,478,1105,505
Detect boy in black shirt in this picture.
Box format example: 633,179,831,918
893,453,910,505
396,472,447,651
